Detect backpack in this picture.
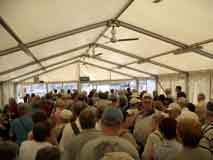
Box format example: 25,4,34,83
70,121,80,135
200,122,213,154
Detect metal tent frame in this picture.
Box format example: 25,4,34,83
1,0,213,96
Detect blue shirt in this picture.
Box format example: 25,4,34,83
10,115,33,145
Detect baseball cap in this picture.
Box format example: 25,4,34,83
206,101,213,114
131,91,140,98
129,98,141,105
143,93,153,99
101,107,123,126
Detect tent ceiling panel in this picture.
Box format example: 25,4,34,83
40,49,84,66
128,63,176,75
14,60,79,82
114,68,149,78
95,47,137,64
80,64,110,81
16,60,79,80
0,0,129,43
13,70,45,82
83,58,117,69
0,51,35,72
120,0,213,43
202,43,213,55
0,64,40,81
30,28,104,59
8,59,79,82
21,78,34,83
0,26,17,51
153,52,213,71
110,72,131,80
98,27,177,58
39,63,78,82
13,78,34,83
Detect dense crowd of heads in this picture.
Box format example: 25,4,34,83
0,86,212,160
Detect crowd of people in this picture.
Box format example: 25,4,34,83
0,86,212,160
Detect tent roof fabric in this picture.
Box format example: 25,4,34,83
0,0,213,82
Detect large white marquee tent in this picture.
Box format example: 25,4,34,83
0,0,213,105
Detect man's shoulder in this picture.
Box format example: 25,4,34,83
80,135,139,160
71,129,102,142
20,140,35,148
83,135,136,150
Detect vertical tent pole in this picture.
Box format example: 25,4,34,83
77,62,81,91
210,72,212,100
136,79,139,91
45,82,48,94
157,79,166,95
155,76,159,94
14,82,17,102
185,73,190,100
1,83,5,105
0,82,3,106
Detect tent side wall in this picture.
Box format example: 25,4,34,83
158,70,213,103
0,82,16,107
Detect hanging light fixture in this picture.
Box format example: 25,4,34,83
153,0,163,3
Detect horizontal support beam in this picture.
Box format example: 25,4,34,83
118,20,213,59
96,43,188,74
18,80,78,85
92,56,157,77
5,55,82,82
0,16,45,69
0,20,108,56
18,60,79,83
80,61,136,79
0,44,89,76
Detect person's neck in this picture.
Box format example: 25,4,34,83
82,128,95,132
102,127,119,136
143,109,154,115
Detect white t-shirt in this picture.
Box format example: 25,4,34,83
177,108,199,122
59,118,82,152
19,140,52,160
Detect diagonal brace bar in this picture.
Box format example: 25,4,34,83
0,20,108,56
81,61,136,79
92,56,157,77
4,54,83,82
118,20,213,59
0,16,45,69
0,44,89,76
96,43,188,74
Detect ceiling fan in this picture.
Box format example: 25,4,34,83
81,45,103,64
152,0,163,3
102,23,140,44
